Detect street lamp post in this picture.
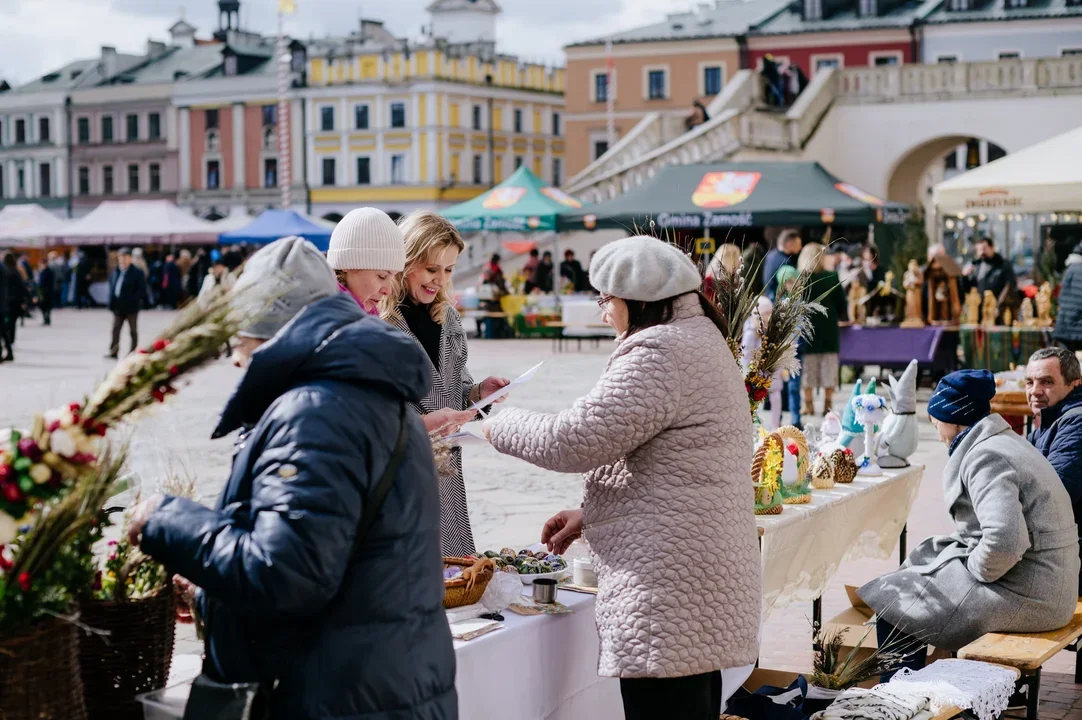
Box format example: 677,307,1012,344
485,73,495,189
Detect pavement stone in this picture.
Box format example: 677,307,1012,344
3,307,1082,692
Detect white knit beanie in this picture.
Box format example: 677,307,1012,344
327,207,406,272
589,235,702,302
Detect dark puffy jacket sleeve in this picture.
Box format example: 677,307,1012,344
140,394,367,617
1046,415,1082,507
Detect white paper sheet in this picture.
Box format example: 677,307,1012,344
468,361,544,412
445,422,489,447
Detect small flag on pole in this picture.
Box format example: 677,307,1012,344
279,0,296,14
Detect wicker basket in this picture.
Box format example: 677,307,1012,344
752,433,784,516
78,588,177,720
443,557,495,609
0,616,88,720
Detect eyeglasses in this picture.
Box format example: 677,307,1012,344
596,294,613,308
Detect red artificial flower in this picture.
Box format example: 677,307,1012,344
786,443,799,456
0,465,10,483
168,365,179,376
0,554,11,572
16,438,43,462
153,339,169,352
46,420,61,433
139,348,150,355
843,448,854,456
68,402,81,413
96,424,108,437
152,388,165,403
2,482,22,504
17,572,31,592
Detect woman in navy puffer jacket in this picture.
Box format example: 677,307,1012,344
132,237,457,719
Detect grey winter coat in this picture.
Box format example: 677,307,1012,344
860,414,1079,651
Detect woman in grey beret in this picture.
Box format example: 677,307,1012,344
483,235,761,720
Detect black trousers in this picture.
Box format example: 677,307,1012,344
0,314,14,357
110,312,139,356
620,670,721,720
39,303,51,325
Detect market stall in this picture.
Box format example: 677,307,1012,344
960,326,1053,373
441,166,586,234
49,199,219,246
0,204,69,250
839,326,959,374
218,208,333,251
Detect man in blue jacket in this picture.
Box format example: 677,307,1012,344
128,236,457,719
761,229,801,301
1026,347,1082,590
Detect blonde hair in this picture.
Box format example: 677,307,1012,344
797,242,826,274
709,243,742,277
380,210,465,324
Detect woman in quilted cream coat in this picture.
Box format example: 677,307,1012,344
484,236,761,720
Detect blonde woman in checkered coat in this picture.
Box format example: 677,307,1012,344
381,211,509,557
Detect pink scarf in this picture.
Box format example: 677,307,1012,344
338,283,380,316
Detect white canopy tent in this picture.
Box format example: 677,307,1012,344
50,200,219,245
0,204,69,248
934,126,1082,215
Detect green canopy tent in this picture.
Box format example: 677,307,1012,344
441,166,587,233
560,161,909,230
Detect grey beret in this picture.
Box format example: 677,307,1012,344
233,236,337,339
589,235,702,302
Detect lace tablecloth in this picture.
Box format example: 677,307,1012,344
757,465,925,619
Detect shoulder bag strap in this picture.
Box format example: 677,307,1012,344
351,401,409,557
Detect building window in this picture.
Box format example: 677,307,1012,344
390,102,406,128
647,69,667,99
103,165,114,195
594,72,609,103
948,0,969,10
149,163,161,192
356,157,371,185
321,157,336,186
320,106,335,131
15,119,25,144
472,154,483,184
263,127,276,151
1063,48,1082,56
804,0,823,20
354,104,369,130
814,56,842,71
264,158,277,188
101,116,113,143
514,108,523,133
859,0,877,15
937,55,959,63
206,160,220,190
1006,0,1027,8
206,129,221,152
127,163,139,193
593,140,609,160
126,113,139,141
262,104,277,126
224,54,238,76
38,117,50,143
552,157,562,186
944,148,958,170
988,143,1007,163
390,154,406,184
205,108,219,129
77,117,90,143
965,138,980,169
472,105,483,131
78,166,90,195
703,66,723,95
514,156,523,169
148,112,161,140
17,167,25,196
39,163,51,197
552,112,561,136
872,53,901,66
998,51,1021,60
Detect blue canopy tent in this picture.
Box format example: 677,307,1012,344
219,209,333,251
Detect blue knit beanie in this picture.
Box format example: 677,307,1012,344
927,369,997,426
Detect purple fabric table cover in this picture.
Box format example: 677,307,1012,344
838,326,958,371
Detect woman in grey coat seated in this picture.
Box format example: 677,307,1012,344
860,369,1080,677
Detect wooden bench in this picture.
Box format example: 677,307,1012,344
957,599,1082,719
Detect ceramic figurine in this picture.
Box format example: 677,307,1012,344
848,281,866,325
810,453,835,489
963,288,981,326
777,425,811,504
900,261,925,328
1020,297,1036,327
1036,282,1054,327
831,447,858,484
838,381,866,457
981,290,998,328
879,359,919,469
1003,307,1014,328
851,388,888,476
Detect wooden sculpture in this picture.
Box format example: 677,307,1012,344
981,290,998,328
963,288,981,326
900,260,925,328
1036,282,1054,327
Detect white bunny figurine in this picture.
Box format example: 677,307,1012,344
879,360,920,469
851,391,888,476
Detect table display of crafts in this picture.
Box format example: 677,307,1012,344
477,547,570,584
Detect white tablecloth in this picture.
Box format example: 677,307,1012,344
757,465,925,618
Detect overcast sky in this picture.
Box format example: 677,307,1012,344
0,0,687,85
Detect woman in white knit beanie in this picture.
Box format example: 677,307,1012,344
327,207,406,314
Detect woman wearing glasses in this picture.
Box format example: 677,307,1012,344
483,236,760,720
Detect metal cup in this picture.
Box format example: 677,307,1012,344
532,578,558,604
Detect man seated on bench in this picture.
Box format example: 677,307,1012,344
859,370,1080,680
1025,348,1082,592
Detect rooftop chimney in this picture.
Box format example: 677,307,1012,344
101,46,118,79
147,40,167,58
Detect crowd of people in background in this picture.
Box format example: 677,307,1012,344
760,54,809,108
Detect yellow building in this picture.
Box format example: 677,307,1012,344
303,15,565,220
